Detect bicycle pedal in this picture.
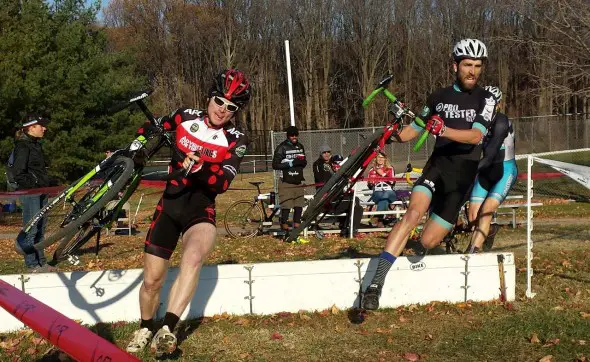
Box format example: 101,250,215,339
67,255,80,266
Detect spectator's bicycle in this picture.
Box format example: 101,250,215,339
14,90,188,265
284,75,429,243
223,181,281,238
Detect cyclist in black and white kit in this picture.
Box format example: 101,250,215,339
362,39,497,310
467,86,517,253
127,69,251,356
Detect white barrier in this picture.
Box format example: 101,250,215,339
0,253,515,333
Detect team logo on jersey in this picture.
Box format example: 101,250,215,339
190,123,199,133
235,145,247,158
184,108,202,116
435,103,476,122
227,127,244,138
481,96,496,122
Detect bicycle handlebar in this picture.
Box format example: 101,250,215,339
363,76,429,151
111,91,193,180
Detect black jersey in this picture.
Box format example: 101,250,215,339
420,84,497,161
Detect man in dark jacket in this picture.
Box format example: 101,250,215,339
312,144,333,188
12,114,54,272
272,126,307,232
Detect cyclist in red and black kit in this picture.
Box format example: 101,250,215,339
361,39,498,310
126,69,251,356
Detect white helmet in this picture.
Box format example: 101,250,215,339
484,86,503,102
453,39,488,61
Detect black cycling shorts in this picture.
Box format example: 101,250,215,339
413,155,479,227
144,186,216,260
475,162,504,191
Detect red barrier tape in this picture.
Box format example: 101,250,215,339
0,186,66,199
0,279,140,362
516,172,564,179
0,173,563,200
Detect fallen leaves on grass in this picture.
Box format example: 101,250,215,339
580,312,590,319
538,355,553,362
0,337,21,352
270,332,283,340
234,317,250,326
542,338,560,347
402,352,421,361
530,333,541,344
456,302,472,309
374,328,392,335
330,304,340,315
298,312,311,321
424,334,434,341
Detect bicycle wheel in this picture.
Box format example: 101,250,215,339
51,220,101,263
224,200,264,239
15,156,135,255
285,129,385,242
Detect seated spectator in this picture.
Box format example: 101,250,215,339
367,151,397,228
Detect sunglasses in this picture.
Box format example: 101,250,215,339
212,96,239,112
322,151,331,154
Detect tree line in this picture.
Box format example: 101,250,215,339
1,0,588,188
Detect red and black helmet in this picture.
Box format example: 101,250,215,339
209,69,251,107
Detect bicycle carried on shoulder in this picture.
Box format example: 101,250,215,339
14,90,188,265
284,75,429,243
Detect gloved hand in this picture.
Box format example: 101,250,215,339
292,158,306,167
386,122,402,144
425,115,446,136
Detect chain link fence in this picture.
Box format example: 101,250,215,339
270,114,590,193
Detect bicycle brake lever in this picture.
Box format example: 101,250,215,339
377,75,394,89
184,160,195,178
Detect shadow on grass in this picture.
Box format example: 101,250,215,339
74,242,115,256
319,246,376,260
493,227,586,252
534,269,590,284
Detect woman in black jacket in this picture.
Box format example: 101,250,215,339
12,114,54,272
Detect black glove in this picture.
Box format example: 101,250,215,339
292,158,306,167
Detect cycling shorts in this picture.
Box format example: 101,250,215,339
413,155,479,229
470,159,518,204
144,185,216,260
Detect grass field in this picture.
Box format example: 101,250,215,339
0,171,589,361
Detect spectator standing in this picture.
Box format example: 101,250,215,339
272,126,307,232
12,114,55,272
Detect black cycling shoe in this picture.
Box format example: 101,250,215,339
483,224,499,251
361,283,382,310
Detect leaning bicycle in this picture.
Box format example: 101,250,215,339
223,181,282,238
14,90,186,264
284,75,429,243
